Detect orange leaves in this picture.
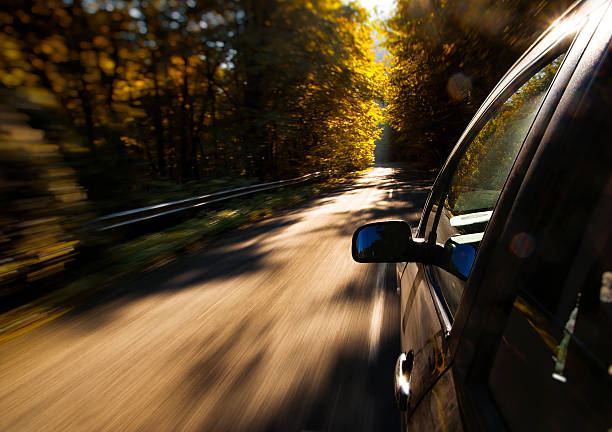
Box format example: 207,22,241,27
52,6,72,28
0,0,386,179
92,35,110,49
170,56,185,66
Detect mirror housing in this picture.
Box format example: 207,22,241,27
351,220,475,280
352,221,416,263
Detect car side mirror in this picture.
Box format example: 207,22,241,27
352,220,416,263
352,220,474,280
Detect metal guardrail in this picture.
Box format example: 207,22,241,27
92,173,323,231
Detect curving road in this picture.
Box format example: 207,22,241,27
0,166,431,431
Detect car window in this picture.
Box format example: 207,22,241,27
429,53,566,316
488,183,611,430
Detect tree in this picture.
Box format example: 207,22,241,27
383,0,574,168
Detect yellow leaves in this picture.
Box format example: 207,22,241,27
187,55,201,67
0,34,40,88
46,68,67,93
15,10,31,24
98,54,116,75
168,66,183,82
0,35,22,61
120,136,141,148
31,58,45,70
53,7,72,28
118,47,133,60
83,69,101,84
0,0,386,179
80,50,98,69
40,36,69,62
0,69,27,87
137,49,149,60
39,41,55,56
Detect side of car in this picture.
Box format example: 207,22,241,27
353,0,612,429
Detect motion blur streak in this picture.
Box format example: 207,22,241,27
0,166,430,431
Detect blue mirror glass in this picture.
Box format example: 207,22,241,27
352,221,412,262
445,239,477,279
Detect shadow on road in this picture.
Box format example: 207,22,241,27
70,167,432,320
3,166,434,432
257,300,402,432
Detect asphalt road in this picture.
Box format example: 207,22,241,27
0,166,432,431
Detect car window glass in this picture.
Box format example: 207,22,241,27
488,190,611,430
431,53,566,316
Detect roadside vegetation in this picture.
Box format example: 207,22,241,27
0,171,363,342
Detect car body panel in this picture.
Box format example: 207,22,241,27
404,367,463,432
398,261,451,415
393,0,612,429
454,2,612,428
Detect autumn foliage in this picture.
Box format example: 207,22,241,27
0,0,383,182
382,0,574,168
0,0,383,303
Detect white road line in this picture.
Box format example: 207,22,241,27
368,265,386,363
388,189,393,199
368,290,384,363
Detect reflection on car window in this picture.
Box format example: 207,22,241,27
489,193,612,431
446,53,565,221
432,53,566,316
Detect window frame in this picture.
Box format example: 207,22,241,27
427,48,572,321
414,31,582,336
422,46,574,244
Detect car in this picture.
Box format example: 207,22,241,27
351,0,612,429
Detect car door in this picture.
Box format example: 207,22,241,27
395,3,599,427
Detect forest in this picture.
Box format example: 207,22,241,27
1,0,383,183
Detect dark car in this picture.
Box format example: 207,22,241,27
352,0,612,429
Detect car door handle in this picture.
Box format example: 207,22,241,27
394,351,414,411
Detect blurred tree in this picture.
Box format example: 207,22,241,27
1,0,382,185
0,0,383,300
0,89,89,302
383,0,574,168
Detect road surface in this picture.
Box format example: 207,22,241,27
0,166,431,431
